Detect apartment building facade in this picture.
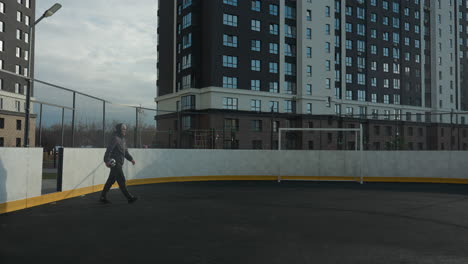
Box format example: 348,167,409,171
0,0,35,147
155,0,468,150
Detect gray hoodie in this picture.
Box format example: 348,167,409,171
103,133,133,166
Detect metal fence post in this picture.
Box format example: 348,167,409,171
102,101,106,147
61,107,64,146
38,103,43,146
57,147,64,192
135,107,139,148
71,92,76,147
24,81,32,147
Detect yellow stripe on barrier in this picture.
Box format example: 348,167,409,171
127,175,277,186
1,175,468,214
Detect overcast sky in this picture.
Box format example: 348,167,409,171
35,0,158,109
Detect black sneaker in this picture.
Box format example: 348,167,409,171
99,197,111,204
128,196,138,204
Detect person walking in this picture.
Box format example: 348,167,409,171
100,123,138,204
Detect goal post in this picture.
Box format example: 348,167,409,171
277,124,364,184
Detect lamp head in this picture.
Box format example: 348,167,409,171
44,3,62,17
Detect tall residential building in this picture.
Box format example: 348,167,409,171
0,0,35,147
155,0,468,150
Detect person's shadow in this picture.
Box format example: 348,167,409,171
0,158,7,213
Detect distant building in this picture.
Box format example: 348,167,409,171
155,0,468,150
0,0,36,147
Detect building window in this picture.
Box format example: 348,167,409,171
181,95,195,110
16,138,21,147
223,0,237,6
306,28,312,39
306,84,312,95
269,4,278,16
223,55,238,68
372,109,379,119
178,115,191,130
269,43,278,54
285,25,296,38
251,99,261,111
223,14,238,27
384,95,390,104
306,65,312,77
358,90,366,102
182,13,192,29
223,34,238,47
335,104,341,115
269,101,279,112
182,54,192,70
306,47,312,58
251,120,262,132
251,19,261,31
269,82,278,93
268,23,279,36
284,100,295,113
16,120,22,130
285,6,296,19
0,118,3,128
307,103,312,114
223,76,238,88
251,0,261,11
357,73,365,85
384,110,391,120
269,62,278,73
285,63,295,76
224,118,239,133
251,40,261,51
346,74,352,84
182,33,192,49
284,82,296,94
285,43,295,56
251,80,260,91
182,75,191,89
251,60,261,71
223,97,238,110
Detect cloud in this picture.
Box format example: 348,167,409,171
35,0,158,108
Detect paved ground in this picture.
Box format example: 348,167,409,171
1,181,468,263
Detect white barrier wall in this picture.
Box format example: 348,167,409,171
61,149,468,192
0,148,42,204
61,149,282,191
61,149,112,192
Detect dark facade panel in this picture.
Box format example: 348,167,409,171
157,0,175,97
0,0,35,95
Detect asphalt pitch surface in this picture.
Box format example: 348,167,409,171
2,181,468,263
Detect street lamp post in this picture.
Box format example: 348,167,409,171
24,3,62,147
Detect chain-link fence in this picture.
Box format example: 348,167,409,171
3,77,468,151
31,80,156,152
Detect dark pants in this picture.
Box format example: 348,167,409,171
101,165,133,200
